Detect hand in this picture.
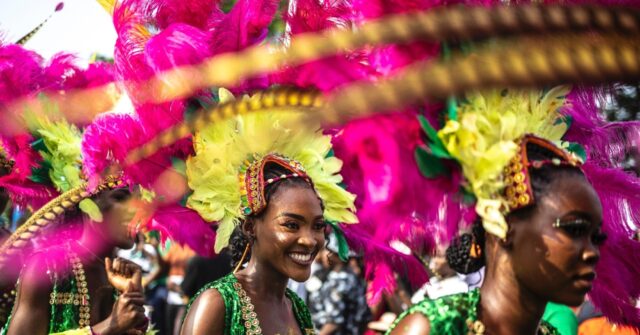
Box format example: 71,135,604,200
93,287,146,335
106,257,143,293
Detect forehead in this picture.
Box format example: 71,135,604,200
538,175,603,221
264,185,323,217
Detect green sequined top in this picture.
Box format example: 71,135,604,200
1,249,96,335
387,289,560,335
186,274,315,335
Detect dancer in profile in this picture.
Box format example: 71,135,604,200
388,87,640,334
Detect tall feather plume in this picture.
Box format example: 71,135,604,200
207,0,279,55
334,113,475,304
583,164,640,326
274,0,375,91
155,0,221,30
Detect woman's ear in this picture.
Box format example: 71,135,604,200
500,223,515,249
502,213,524,249
241,218,256,241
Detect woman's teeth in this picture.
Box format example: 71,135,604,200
288,252,313,265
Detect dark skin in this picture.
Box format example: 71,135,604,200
391,174,604,335
7,188,147,335
181,185,326,335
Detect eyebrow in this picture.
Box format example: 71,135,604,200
275,212,324,221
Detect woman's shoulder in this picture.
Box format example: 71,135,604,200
182,275,235,335
189,273,237,306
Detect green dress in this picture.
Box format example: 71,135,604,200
187,273,315,335
387,289,560,335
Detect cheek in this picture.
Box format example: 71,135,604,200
514,232,581,289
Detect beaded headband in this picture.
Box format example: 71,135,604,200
239,153,311,216
503,135,583,213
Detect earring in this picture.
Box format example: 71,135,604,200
233,243,250,273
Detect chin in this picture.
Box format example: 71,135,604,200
288,269,312,283
553,291,589,307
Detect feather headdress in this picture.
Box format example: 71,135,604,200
435,86,573,238
186,89,357,253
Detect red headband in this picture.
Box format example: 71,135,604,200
239,153,310,216
503,135,583,212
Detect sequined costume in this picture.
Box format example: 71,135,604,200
187,274,314,335
387,290,560,335
1,248,100,335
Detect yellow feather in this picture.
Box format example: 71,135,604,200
438,87,570,238
187,89,357,252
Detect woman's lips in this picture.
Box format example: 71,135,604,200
573,272,596,290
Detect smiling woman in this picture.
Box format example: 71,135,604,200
178,90,357,335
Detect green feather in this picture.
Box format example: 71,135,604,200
79,199,103,222
417,115,451,159
329,222,350,262
415,147,447,178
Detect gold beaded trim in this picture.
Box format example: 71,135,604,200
48,251,91,328
125,88,322,166
232,281,263,335
239,153,309,216
503,135,583,213
0,175,123,264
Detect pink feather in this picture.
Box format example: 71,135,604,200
207,0,279,55
147,204,216,256
154,0,221,30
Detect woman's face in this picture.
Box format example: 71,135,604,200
251,185,326,282
95,188,137,249
510,174,604,306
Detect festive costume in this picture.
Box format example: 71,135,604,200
87,1,359,333
179,89,357,333
389,289,559,335
87,0,640,331
0,34,152,334
383,82,640,332
188,274,315,335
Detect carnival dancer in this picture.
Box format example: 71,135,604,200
179,90,357,335
387,87,640,334
0,40,149,334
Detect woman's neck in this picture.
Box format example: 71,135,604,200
236,257,289,303
479,258,548,335
77,228,112,260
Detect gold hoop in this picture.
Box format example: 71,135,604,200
233,242,251,273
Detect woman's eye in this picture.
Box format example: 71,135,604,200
561,224,589,237
283,221,299,229
313,222,327,231
110,189,131,201
592,232,607,246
